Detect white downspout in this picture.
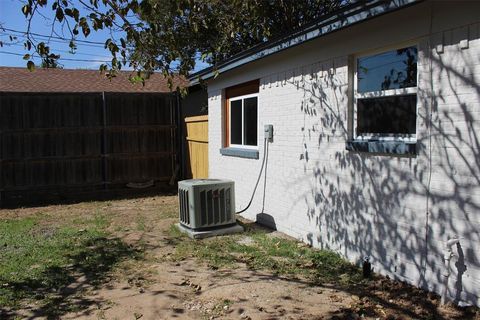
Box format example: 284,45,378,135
441,236,460,305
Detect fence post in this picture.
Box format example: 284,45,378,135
175,92,183,181
0,125,2,207
169,95,177,185
101,91,108,190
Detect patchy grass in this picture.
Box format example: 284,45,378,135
136,215,147,231
158,201,179,220
0,213,140,316
2,196,477,320
167,223,362,285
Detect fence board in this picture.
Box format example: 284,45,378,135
0,92,178,206
185,115,208,179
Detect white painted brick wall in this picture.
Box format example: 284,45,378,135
207,2,480,306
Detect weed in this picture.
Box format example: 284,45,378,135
136,215,146,231
71,212,109,230
0,214,139,317
167,224,362,284
158,205,178,220
167,223,183,238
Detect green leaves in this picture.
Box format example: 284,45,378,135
129,73,145,85
56,7,64,22
99,64,108,73
68,40,76,53
82,25,90,37
21,4,31,17
64,8,73,17
200,52,208,61
18,0,345,90
27,61,35,72
79,18,91,37
37,42,49,56
72,8,80,21
63,6,80,22
92,17,104,31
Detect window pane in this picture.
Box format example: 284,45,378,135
230,100,242,145
357,46,417,93
244,97,258,146
357,95,416,135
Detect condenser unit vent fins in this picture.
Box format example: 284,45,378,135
178,179,235,230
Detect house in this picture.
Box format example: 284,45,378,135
0,67,186,206
189,0,480,306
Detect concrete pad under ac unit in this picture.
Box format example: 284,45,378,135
176,223,244,239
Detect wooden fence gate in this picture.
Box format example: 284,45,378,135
0,92,178,206
185,115,208,179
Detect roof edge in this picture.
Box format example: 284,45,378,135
189,0,422,84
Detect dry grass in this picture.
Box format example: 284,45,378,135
1,195,478,320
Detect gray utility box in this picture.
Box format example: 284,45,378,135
178,179,236,231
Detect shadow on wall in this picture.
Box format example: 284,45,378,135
276,36,479,305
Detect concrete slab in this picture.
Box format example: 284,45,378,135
176,223,244,239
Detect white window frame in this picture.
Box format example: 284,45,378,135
353,43,418,142
229,93,259,149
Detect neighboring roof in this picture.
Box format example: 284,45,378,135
0,67,187,93
189,0,422,83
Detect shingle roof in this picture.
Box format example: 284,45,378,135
0,67,187,93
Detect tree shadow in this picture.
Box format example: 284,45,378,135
261,24,480,310
0,236,141,319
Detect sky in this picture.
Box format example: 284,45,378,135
0,0,120,69
0,0,209,72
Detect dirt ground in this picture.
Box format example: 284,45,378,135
1,195,479,320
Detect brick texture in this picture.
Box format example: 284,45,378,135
207,2,480,306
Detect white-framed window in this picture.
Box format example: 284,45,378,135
229,93,258,148
353,45,418,141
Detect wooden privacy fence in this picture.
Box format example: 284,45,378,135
0,92,178,206
185,115,208,179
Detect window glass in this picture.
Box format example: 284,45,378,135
243,97,258,146
230,100,242,145
356,95,417,135
357,46,417,93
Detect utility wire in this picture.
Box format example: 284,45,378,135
0,32,105,48
2,42,111,58
0,50,110,63
1,27,134,49
1,27,107,45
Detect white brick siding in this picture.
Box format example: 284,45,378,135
207,2,480,306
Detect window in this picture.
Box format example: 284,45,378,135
223,80,260,154
229,94,258,147
354,45,418,140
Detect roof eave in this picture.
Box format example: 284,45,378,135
188,0,422,85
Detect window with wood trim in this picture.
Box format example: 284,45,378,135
225,80,259,148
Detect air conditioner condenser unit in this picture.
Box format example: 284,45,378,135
177,179,243,239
